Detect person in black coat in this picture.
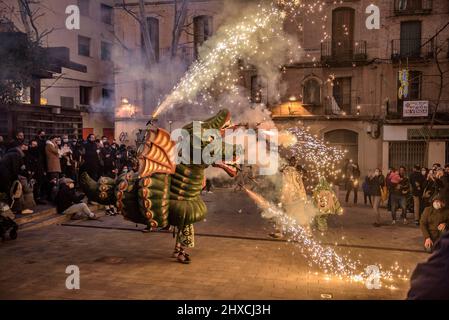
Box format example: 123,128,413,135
436,168,449,205
81,134,101,181
410,165,426,225
55,178,97,219
0,143,27,196
35,130,47,203
407,230,449,299
100,141,117,179
25,139,45,204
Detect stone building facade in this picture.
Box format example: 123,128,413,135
256,0,449,174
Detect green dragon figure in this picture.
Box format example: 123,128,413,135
80,109,239,264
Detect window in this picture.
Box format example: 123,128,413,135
397,70,422,115
398,70,422,101
100,4,113,25
78,0,89,16
400,21,422,57
332,77,352,114
303,79,321,106
101,41,112,61
194,15,213,58
78,35,91,57
80,86,92,105
102,88,114,108
395,0,431,13
332,8,355,59
141,17,159,63
389,141,426,171
60,96,74,109
408,71,422,100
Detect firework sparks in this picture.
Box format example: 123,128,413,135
152,0,330,119
242,186,410,287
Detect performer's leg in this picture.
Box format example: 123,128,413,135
174,225,194,264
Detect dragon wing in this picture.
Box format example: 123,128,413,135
137,127,176,178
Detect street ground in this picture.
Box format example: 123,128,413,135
0,188,428,300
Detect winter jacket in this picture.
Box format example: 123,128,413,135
55,184,84,214
409,171,426,197
420,206,449,242
436,174,449,204
0,147,25,194
45,141,61,173
369,174,385,197
100,147,116,177
82,141,101,180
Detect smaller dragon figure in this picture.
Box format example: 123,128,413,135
81,109,240,263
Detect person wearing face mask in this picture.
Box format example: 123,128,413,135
33,130,47,203
410,165,426,226
60,135,75,181
370,168,385,227
100,142,117,178
25,140,44,204
45,136,61,181
420,196,449,253
80,134,101,181
101,136,108,147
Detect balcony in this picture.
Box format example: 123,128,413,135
321,41,367,66
387,100,449,123
270,97,376,119
393,0,432,15
391,38,435,62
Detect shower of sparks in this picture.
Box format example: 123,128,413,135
278,127,347,192
243,186,410,288
152,0,330,119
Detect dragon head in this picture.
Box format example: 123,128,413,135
181,109,241,177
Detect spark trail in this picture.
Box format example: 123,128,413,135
152,1,302,118
242,186,409,288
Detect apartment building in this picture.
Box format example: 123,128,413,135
1,0,116,140
246,0,449,173
113,0,224,144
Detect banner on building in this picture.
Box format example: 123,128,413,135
403,101,429,117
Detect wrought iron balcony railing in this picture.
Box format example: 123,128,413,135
321,40,367,64
391,38,435,61
394,0,432,15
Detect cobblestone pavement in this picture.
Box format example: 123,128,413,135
0,189,429,300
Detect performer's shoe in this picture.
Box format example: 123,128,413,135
173,247,191,264
177,251,191,264
172,247,182,258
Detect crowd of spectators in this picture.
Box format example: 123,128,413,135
0,130,138,218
